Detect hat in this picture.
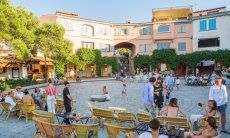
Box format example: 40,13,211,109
16,86,22,90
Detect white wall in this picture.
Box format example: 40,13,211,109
193,14,230,51
56,16,113,53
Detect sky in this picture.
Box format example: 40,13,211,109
10,0,230,23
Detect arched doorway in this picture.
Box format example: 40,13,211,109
114,42,136,75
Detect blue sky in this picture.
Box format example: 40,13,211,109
11,0,230,23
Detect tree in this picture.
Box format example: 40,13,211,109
35,23,73,79
0,0,38,62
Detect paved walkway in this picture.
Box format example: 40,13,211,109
0,80,229,138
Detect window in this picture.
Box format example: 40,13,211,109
65,22,73,31
157,25,170,33
99,44,113,52
98,27,111,36
81,42,94,49
178,42,186,51
140,27,152,35
139,44,152,52
178,25,185,33
157,43,170,49
81,25,94,36
198,38,219,48
209,19,216,30
200,20,207,31
120,29,128,35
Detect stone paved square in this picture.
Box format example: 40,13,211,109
0,80,229,138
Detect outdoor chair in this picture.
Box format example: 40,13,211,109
104,123,132,138
32,110,54,123
17,103,36,123
56,99,65,114
74,123,99,138
117,112,135,126
33,118,73,138
136,112,153,123
200,116,220,128
157,116,190,130
91,108,115,123
0,102,19,120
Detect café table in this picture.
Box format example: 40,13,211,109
55,113,91,125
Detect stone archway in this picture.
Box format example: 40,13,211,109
114,42,136,75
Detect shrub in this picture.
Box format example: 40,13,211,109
0,80,7,91
5,79,38,89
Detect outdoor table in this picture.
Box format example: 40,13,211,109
108,107,126,112
55,113,91,125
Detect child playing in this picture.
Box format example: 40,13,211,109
175,77,180,90
102,86,111,101
165,88,171,105
122,80,127,96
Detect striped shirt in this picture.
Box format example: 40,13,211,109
45,86,57,96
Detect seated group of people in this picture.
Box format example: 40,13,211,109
0,86,46,111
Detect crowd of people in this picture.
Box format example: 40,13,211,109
141,70,228,137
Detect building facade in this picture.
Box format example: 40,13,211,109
40,6,230,77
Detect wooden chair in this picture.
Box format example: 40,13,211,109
104,123,132,138
136,112,153,123
157,116,190,130
17,103,36,123
56,99,65,114
0,102,19,120
200,116,220,128
117,112,135,126
33,118,73,138
32,110,54,123
74,124,99,138
92,108,115,123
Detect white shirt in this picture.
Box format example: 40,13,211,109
139,132,168,138
209,85,228,106
164,76,171,85
5,96,16,110
176,79,180,84
15,91,24,99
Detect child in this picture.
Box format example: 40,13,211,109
122,81,127,96
102,86,111,101
175,77,180,90
165,88,170,105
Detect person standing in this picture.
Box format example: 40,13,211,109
63,81,72,114
122,80,127,96
142,77,156,117
210,71,217,85
154,77,164,114
175,77,180,91
209,77,228,130
45,80,57,113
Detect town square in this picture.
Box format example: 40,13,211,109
0,0,230,138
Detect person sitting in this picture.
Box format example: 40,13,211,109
5,91,17,110
22,89,34,104
15,86,24,101
32,87,44,109
102,86,111,101
0,90,5,102
190,100,217,130
160,98,186,117
139,118,168,138
184,116,218,138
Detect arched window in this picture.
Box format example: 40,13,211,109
157,25,170,33
140,27,152,35
81,25,94,36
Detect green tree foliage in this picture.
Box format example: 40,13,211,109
152,49,177,70
101,57,118,74
35,23,73,76
133,55,152,69
0,0,38,61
